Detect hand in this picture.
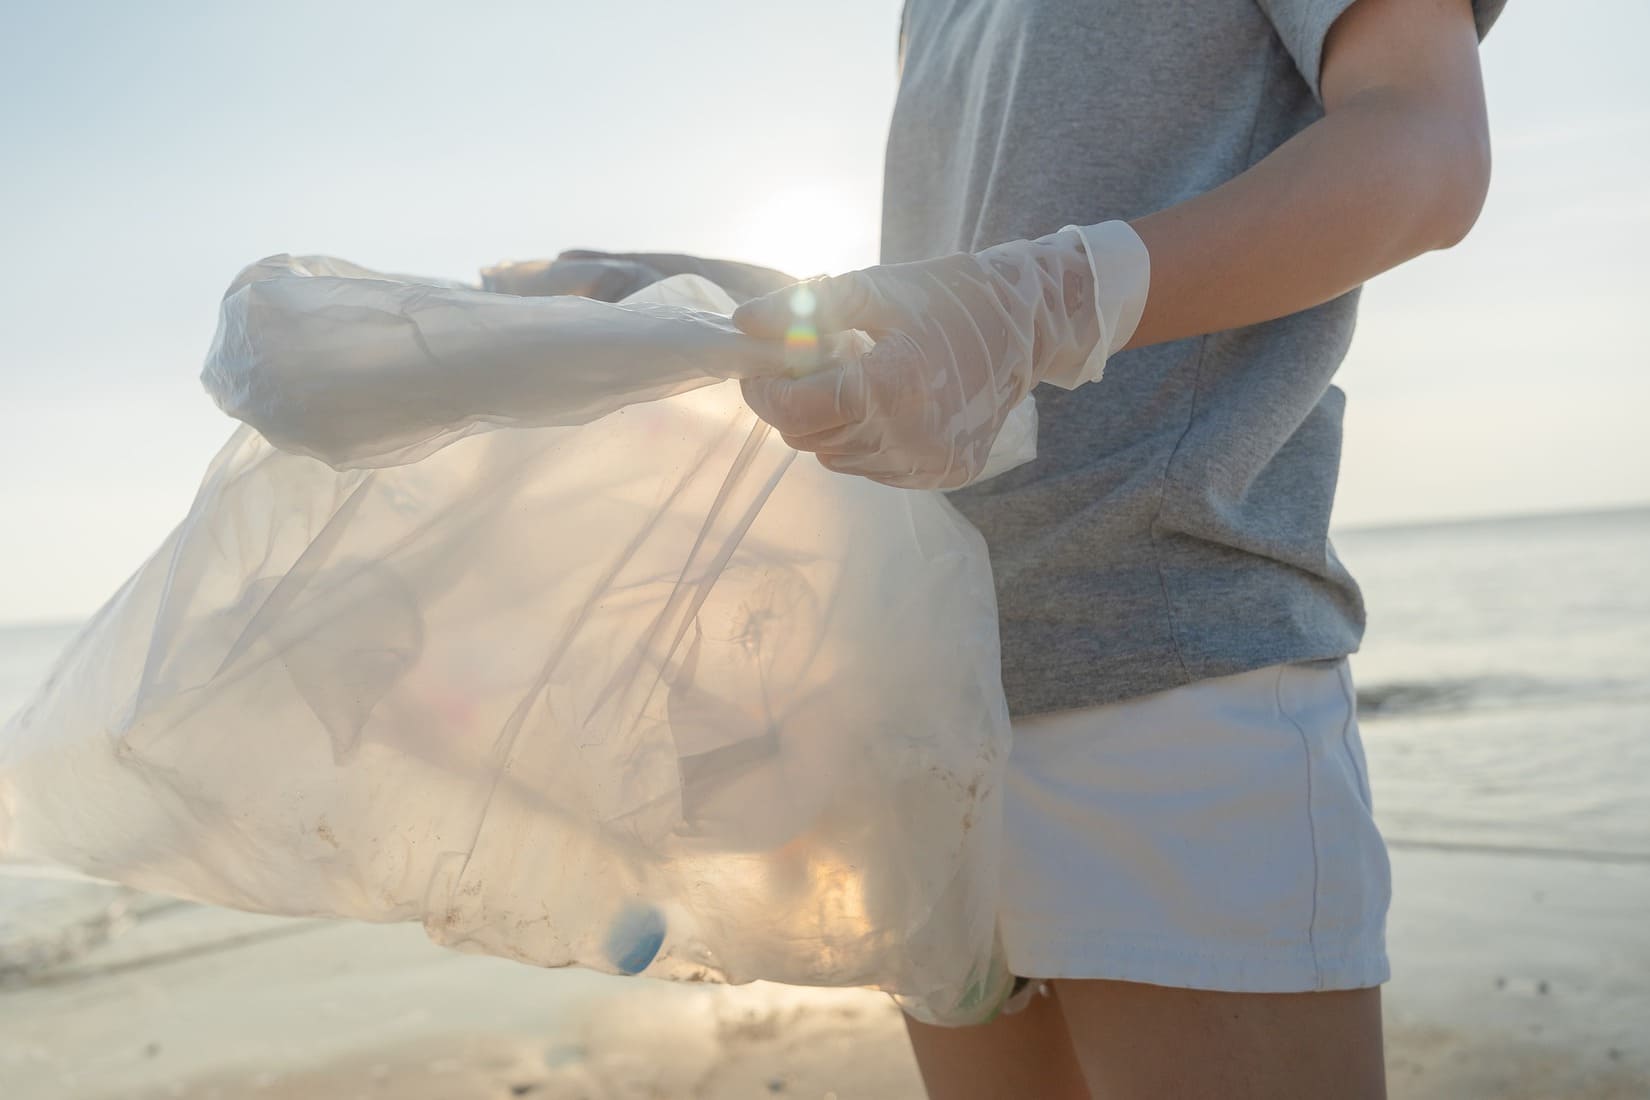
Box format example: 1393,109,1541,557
481,251,798,304
481,252,667,301
730,223,1149,489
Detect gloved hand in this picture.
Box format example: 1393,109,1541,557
731,222,1150,489
482,253,667,301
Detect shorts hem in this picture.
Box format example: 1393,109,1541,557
1000,918,1389,993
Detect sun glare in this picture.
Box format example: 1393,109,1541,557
729,184,880,281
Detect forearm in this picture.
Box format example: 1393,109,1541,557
1125,89,1488,350
1123,0,1491,351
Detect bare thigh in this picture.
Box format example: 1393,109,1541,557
905,981,1385,1100
1057,979,1386,1100
904,984,1089,1100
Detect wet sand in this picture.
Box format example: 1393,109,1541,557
2,847,1646,1099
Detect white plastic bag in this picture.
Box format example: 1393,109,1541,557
0,257,1021,1023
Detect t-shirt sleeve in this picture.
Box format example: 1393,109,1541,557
1257,0,1509,102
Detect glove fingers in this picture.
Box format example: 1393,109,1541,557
816,450,957,490
816,450,904,479
732,271,893,340
780,423,872,456
740,361,869,438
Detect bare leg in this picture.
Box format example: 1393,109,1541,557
1055,979,1386,1100
903,985,1089,1100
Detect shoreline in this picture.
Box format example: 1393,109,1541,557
2,846,1645,1099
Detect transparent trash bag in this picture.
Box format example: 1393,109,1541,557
0,256,1026,1024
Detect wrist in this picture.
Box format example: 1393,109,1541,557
1050,220,1151,388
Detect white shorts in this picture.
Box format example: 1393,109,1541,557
999,659,1391,993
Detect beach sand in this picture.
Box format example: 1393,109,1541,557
3,847,1646,1099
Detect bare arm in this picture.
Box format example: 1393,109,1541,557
1125,0,1491,349
724,0,1496,488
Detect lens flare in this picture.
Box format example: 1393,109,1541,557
783,286,821,375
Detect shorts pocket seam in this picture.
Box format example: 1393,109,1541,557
1275,665,1325,989
1338,661,1375,811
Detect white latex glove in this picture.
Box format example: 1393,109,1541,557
731,221,1149,489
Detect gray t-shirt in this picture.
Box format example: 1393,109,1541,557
883,0,1504,715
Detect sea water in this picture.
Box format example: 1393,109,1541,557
4,505,1647,974
1337,505,1650,863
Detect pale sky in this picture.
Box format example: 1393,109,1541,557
1,1,1646,624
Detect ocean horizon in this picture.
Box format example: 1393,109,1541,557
4,500,1645,636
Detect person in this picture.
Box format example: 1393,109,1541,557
498,0,1504,1094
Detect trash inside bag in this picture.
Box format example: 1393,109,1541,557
0,257,1025,1024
